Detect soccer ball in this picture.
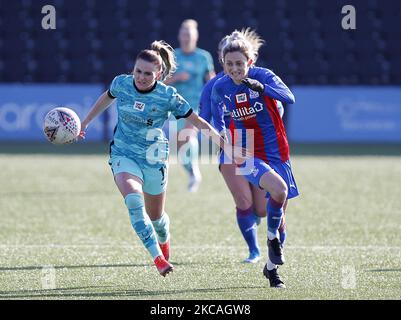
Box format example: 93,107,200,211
43,107,81,145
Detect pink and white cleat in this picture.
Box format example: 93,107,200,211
154,255,174,277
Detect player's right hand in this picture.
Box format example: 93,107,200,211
78,130,86,140
77,121,88,140
241,78,264,94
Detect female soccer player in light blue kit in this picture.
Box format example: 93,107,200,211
79,41,247,277
211,30,299,288
165,19,216,192
200,31,286,266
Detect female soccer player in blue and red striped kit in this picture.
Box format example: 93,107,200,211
211,29,299,288
200,32,286,266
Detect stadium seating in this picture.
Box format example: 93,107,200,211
0,0,400,85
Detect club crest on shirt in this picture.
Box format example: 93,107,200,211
235,93,248,103
251,166,259,177
134,101,145,112
249,89,259,99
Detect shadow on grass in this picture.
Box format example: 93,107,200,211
0,260,231,272
0,263,148,271
0,284,265,299
169,261,233,267
367,269,401,272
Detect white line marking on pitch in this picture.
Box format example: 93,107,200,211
0,244,400,250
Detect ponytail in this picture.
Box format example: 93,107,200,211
150,40,177,81
135,40,177,81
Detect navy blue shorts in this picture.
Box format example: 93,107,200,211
238,157,299,199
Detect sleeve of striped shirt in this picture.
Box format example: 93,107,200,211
199,80,213,123
261,70,295,104
211,85,226,134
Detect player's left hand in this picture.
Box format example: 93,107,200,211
241,78,264,94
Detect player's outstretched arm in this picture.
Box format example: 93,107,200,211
186,112,251,164
79,91,115,138
242,73,295,104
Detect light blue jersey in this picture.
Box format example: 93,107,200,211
109,74,192,168
173,48,215,110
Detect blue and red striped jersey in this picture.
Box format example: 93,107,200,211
211,67,295,163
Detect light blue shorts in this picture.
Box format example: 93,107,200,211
109,156,168,195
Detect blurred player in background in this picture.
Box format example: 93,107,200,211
200,32,285,265
211,29,298,288
78,40,246,277
165,19,216,192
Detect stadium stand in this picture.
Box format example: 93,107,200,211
0,0,400,85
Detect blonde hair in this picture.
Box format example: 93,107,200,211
217,35,230,65
136,40,177,81
222,28,265,64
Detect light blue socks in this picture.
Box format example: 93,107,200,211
151,212,170,244
125,193,161,259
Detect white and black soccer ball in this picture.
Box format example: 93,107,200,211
43,107,81,145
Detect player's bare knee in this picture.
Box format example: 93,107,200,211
282,183,288,198
234,194,253,211
272,185,287,204
279,186,288,203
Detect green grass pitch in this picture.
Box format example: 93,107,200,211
0,149,400,300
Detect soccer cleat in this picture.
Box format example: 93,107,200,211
263,264,285,288
154,256,174,276
159,238,170,261
243,250,261,264
154,256,174,277
267,238,285,265
188,169,202,193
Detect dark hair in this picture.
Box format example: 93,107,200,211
135,40,177,81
